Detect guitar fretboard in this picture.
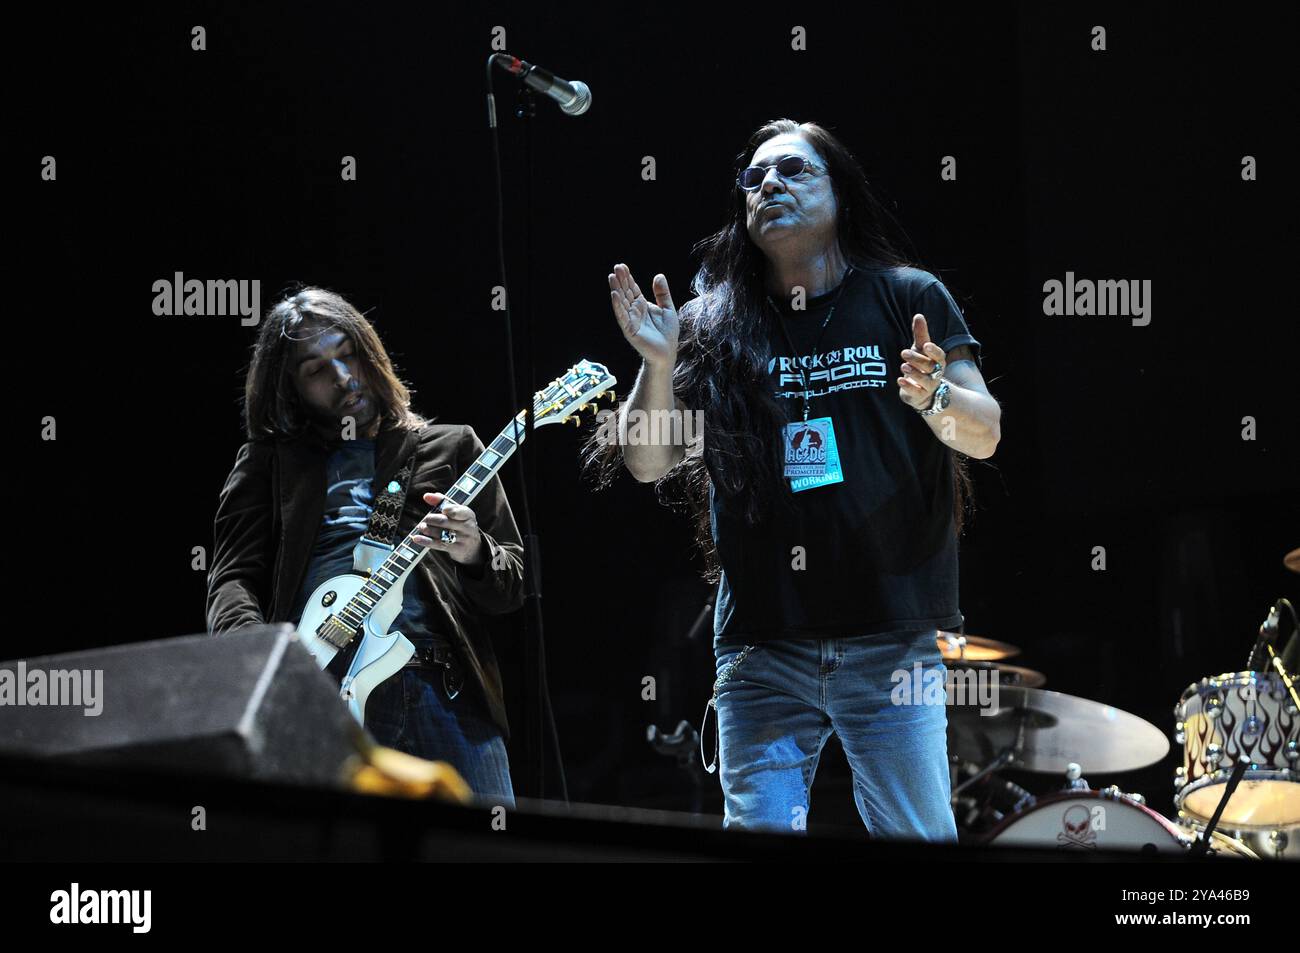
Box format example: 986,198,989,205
322,411,528,638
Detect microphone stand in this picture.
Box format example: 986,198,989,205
485,64,568,803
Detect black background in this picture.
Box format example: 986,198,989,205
19,3,1297,831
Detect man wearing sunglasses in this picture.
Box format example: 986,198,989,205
599,119,1001,840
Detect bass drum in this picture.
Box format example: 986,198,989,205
987,790,1256,857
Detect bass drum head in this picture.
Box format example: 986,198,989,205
987,792,1187,854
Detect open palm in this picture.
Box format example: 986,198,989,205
608,263,679,367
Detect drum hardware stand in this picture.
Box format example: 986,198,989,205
951,709,1030,803
951,748,1017,799
647,719,708,813
642,595,717,813
951,695,1036,802
1268,647,1299,711
1187,756,1251,858
1260,599,1299,710
950,748,1036,833
1247,600,1298,709
1244,603,1279,672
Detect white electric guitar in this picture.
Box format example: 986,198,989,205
294,359,617,725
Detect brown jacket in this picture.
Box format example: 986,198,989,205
205,422,525,736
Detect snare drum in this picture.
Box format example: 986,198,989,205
1175,671,1299,829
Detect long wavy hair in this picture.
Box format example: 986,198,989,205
243,286,427,441
584,119,974,580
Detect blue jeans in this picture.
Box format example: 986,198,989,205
363,666,515,809
713,629,957,840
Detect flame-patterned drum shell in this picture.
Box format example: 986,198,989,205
1175,671,1299,829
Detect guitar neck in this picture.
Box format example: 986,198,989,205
317,358,615,647
410,411,528,538
339,411,528,621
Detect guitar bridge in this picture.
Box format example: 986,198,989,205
317,615,356,649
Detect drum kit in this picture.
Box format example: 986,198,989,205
942,548,1300,859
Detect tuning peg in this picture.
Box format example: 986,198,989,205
569,415,581,426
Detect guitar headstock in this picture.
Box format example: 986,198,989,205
533,359,618,427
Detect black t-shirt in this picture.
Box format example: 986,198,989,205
709,265,981,643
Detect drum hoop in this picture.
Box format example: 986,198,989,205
1174,817,1263,859
1179,670,1292,702
1179,767,1299,790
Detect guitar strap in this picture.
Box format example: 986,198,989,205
361,448,418,548
351,447,418,575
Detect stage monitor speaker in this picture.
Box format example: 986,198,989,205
0,624,362,788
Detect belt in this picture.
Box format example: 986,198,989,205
404,638,464,700
405,641,457,668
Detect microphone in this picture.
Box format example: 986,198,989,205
491,53,592,116
1246,603,1279,672
1275,601,1299,680
1252,600,1299,685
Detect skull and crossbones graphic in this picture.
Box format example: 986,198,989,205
1057,805,1098,849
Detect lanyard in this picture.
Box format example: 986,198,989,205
767,266,855,422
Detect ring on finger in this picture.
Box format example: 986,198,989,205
928,360,944,381
439,529,458,544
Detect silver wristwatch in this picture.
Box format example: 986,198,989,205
919,379,952,416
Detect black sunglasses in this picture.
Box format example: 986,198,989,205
737,154,820,192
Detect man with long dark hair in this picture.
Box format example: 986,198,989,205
597,120,1000,837
206,287,525,803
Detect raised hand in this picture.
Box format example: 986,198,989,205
898,313,947,411
608,263,679,369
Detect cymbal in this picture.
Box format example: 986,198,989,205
946,685,1169,775
937,631,1021,661
947,660,1046,689
1285,547,1300,574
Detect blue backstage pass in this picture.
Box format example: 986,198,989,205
783,416,844,493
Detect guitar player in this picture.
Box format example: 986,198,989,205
205,286,524,804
